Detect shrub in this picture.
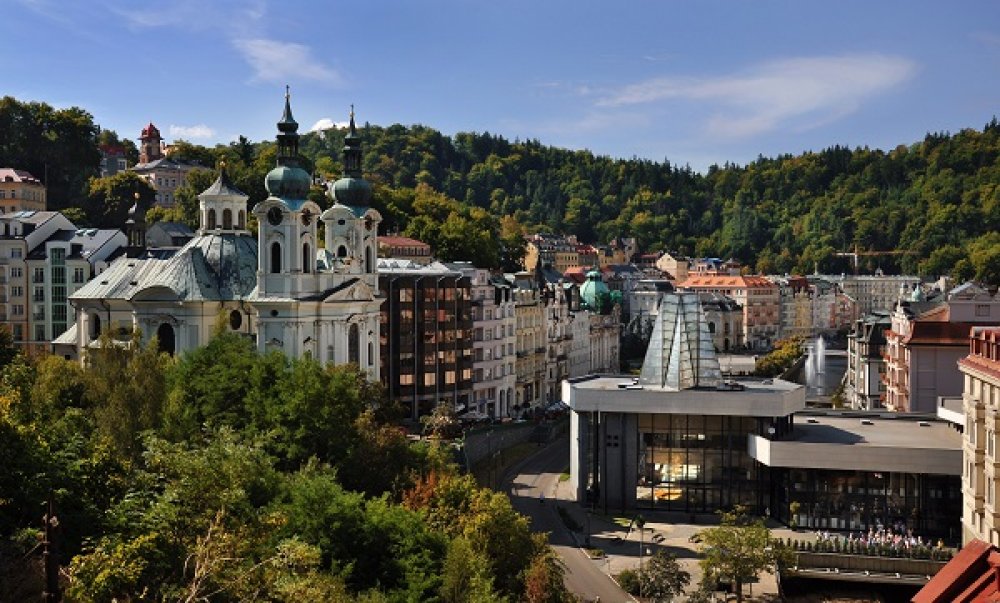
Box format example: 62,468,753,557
616,569,640,595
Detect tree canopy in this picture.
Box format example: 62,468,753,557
0,331,570,602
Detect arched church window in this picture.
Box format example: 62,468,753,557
348,323,359,365
337,245,348,258
302,243,311,274
157,323,175,356
270,241,282,273
229,310,242,330
365,246,373,273
368,339,374,366
223,208,232,230
208,209,217,230
237,210,245,229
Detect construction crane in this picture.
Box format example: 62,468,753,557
834,245,916,274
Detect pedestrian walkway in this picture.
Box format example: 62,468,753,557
548,476,796,601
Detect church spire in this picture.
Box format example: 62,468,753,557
342,104,362,178
276,85,300,165
329,106,371,205
265,87,311,200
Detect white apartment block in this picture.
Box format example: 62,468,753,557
452,264,517,419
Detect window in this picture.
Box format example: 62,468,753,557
12,304,23,316
10,267,21,278
208,209,217,230
11,248,22,259
10,286,21,297
977,304,991,317
73,267,85,283
32,287,43,302
348,323,359,364
32,268,43,283
34,325,45,342
270,242,281,273
302,243,311,274
424,373,436,386
223,209,232,230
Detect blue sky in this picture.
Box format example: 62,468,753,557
5,0,1000,171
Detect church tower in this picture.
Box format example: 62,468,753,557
321,106,380,285
249,91,382,379
139,122,163,164
252,87,323,299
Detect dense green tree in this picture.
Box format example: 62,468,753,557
172,167,218,228
83,171,156,229
697,506,783,603
638,550,690,602
0,96,101,207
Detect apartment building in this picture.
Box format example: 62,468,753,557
826,273,921,316
960,327,1000,545
511,273,545,414
131,123,199,207
885,283,1000,413
843,312,892,410
26,228,126,350
449,264,516,418
679,274,780,350
378,259,473,421
0,211,124,350
0,168,46,213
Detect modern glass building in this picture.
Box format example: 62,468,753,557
566,292,962,541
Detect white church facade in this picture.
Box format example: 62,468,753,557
55,92,383,380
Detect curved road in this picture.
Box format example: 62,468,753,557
503,435,632,603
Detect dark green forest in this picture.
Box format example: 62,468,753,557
2,95,998,281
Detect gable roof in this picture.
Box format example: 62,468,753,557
912,539,999,603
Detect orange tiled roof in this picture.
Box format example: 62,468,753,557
680,275,776,289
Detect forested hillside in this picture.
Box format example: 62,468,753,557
2,96,997,281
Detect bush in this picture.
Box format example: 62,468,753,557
616,568,640,595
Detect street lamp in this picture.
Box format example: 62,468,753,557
636,515,646,599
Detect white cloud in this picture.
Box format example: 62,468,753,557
309,118,349,132
169,124,216,139
598,54,917,138
232,38,341,84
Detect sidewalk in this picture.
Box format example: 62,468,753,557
549,476,794,601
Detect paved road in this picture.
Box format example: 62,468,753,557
504,436,632,603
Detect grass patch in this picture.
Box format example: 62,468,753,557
585,548,605,559
559,472,570,482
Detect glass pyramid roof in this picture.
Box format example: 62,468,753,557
639,292,722,390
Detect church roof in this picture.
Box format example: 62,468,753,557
135,233,258,301
199,168,247,198
71,255,168,300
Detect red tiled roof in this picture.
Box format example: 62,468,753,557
141,122,160,137
904,321,981,346
912,539,998,603
378,236,429,249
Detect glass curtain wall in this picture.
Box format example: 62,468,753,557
774,468,961,541
636,413,765,513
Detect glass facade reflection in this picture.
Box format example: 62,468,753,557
773,468,961,540
636,413,766,513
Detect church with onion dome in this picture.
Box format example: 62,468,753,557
55,91,383,380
